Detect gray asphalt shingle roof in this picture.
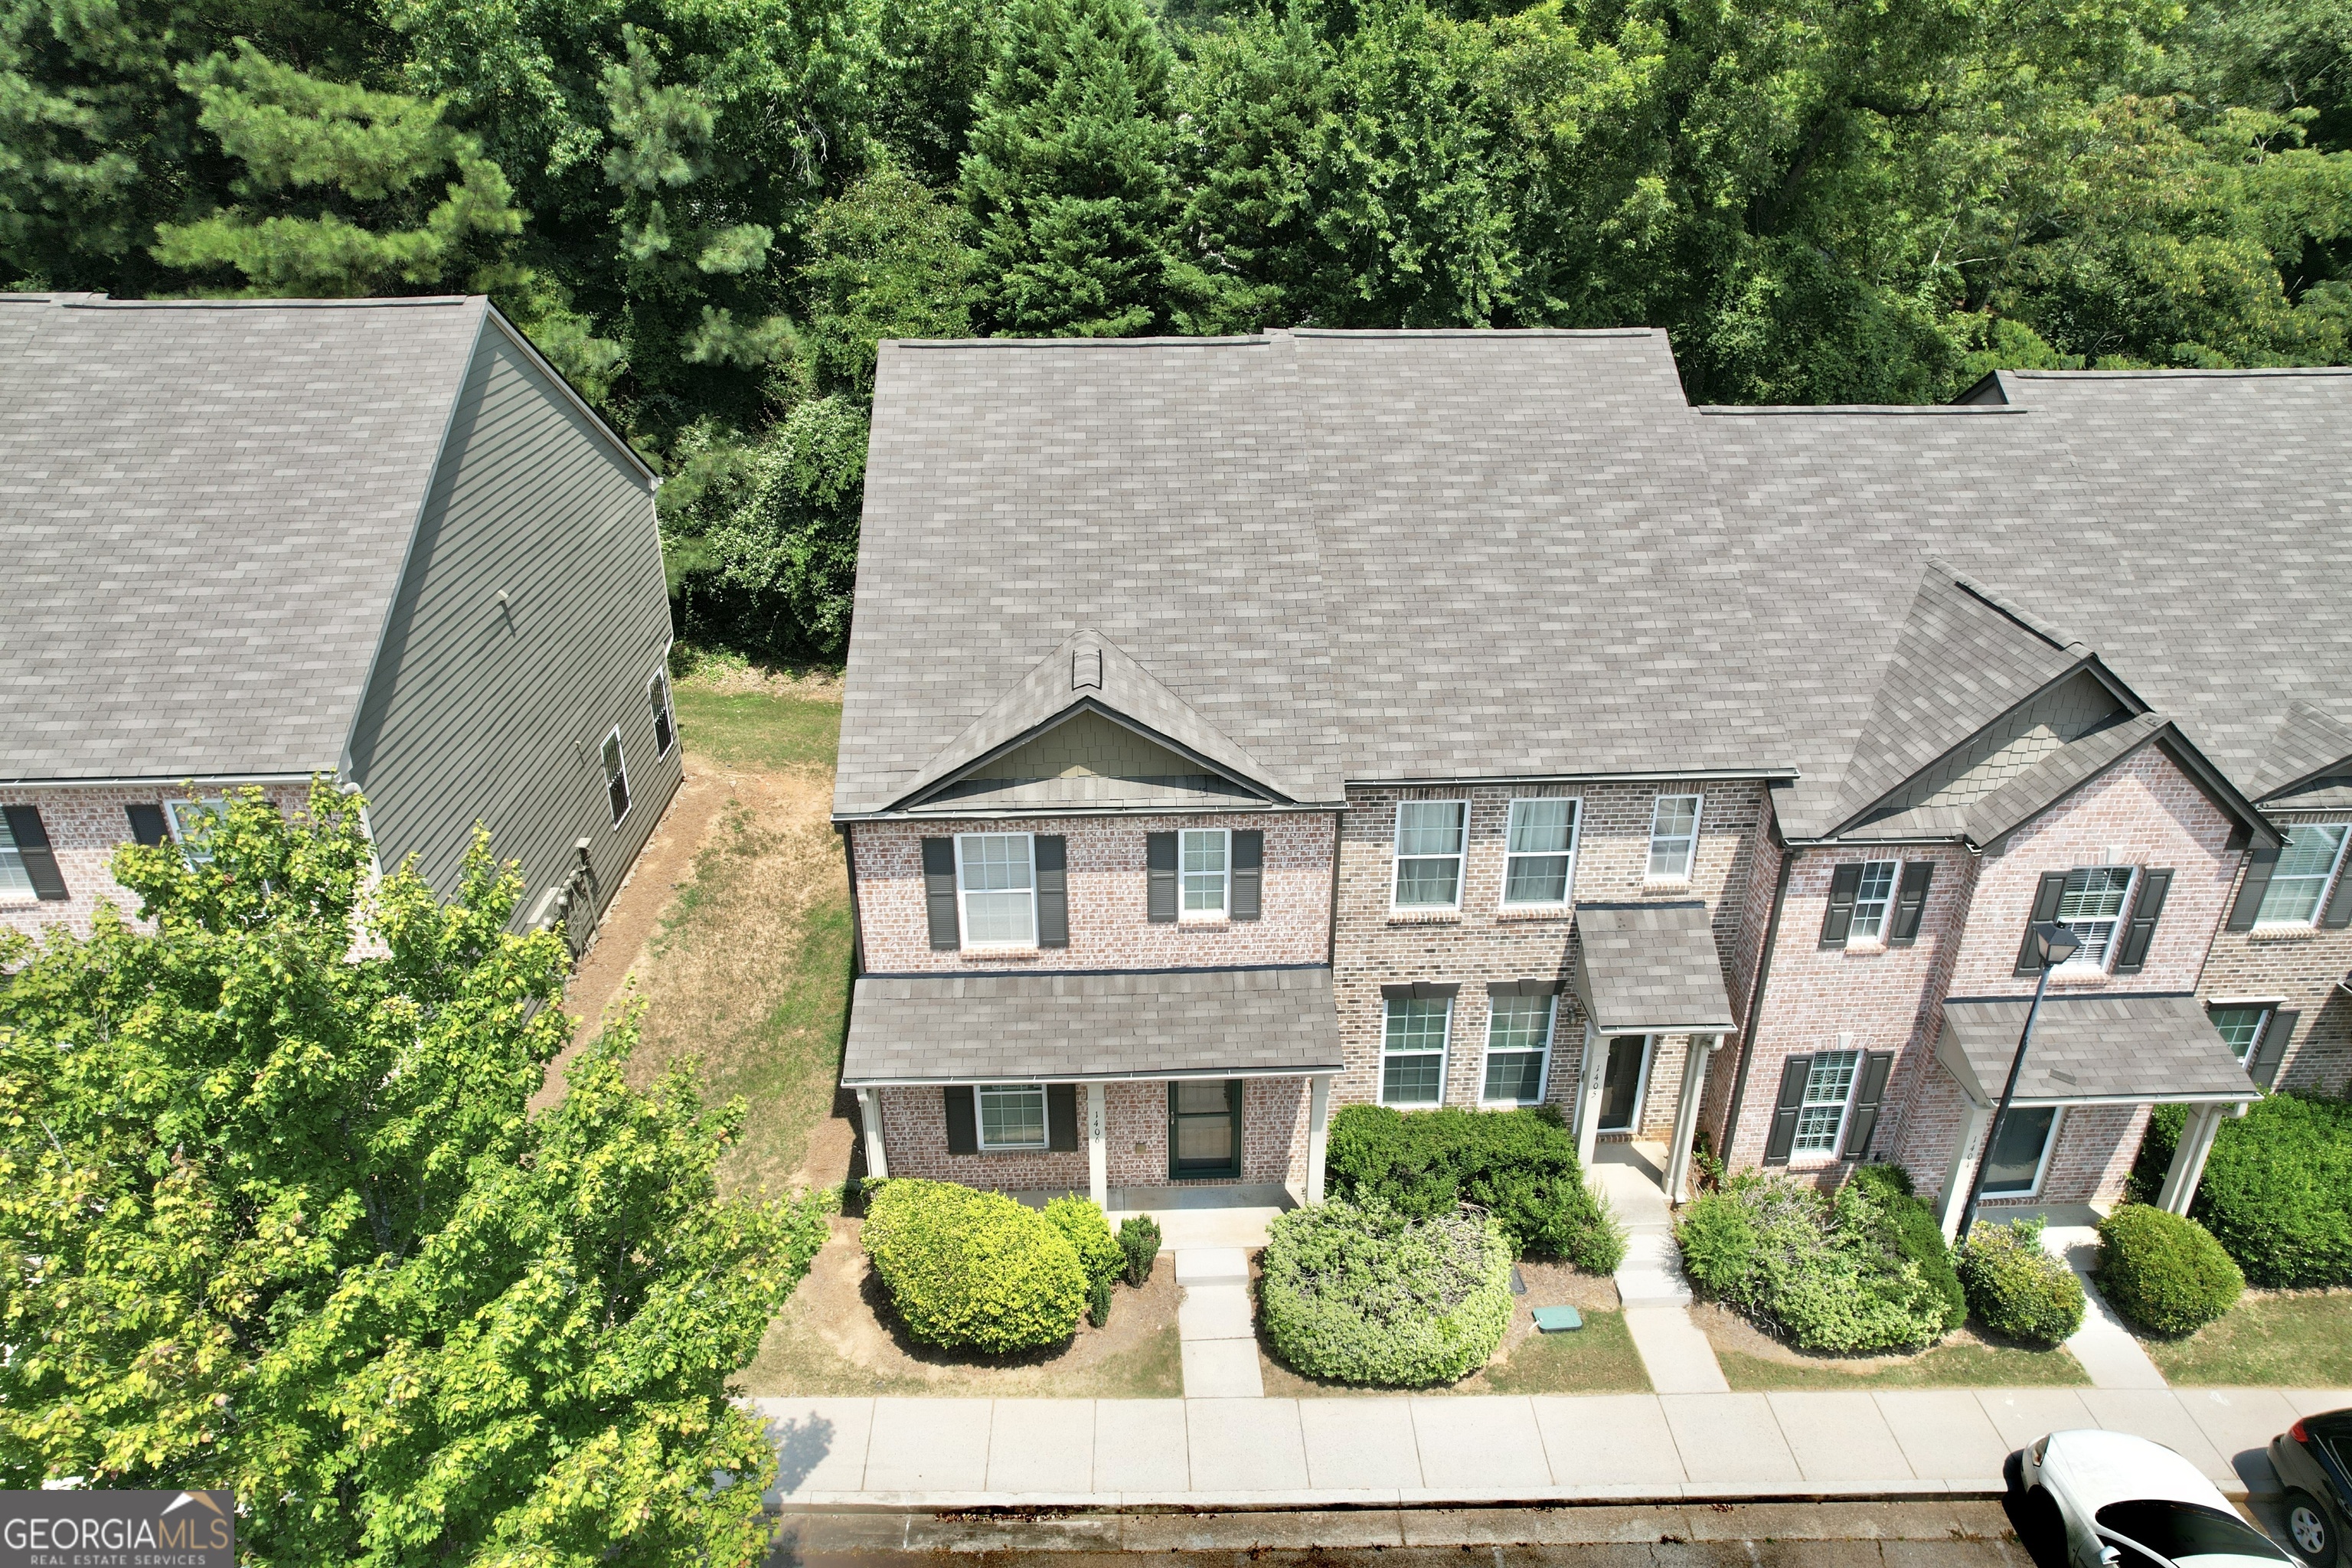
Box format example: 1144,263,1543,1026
2,294,488,783
841,336,2352,830
1572,902,1736,1034
841,965,1344,1085
1937,995,2257,1105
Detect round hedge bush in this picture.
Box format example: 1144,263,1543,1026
1958,1218,2084,1346
1259,1198,1512,1387
2096,1204,2243,1336
861,1179,1086,1354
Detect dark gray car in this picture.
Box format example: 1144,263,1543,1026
2269,1409,2352,1567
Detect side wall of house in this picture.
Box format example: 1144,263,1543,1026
2198,805,2352,1096
344,321,678,934
0,782,311,940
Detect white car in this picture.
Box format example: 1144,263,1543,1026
2023,1429,2305,1568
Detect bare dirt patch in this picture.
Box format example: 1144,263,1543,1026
732,1215,1183,1398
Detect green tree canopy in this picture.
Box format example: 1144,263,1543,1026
0,786,827,1566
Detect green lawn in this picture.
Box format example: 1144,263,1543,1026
1480,1309,1652,1394
2143,1292,2352,1387
1716,1338,2090,1390
673,684,841,771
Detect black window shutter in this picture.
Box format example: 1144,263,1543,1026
1047,1084,1080,1151
1147,831,1178,923
1763,1054,1812,1165
923,838,960,950
944,1086,978,1154
1890,862,1935,946
1231,830,1263,920
3,805,68,900
1843,1051,1895,1159
2015,871,2070,974
1820,863,1863,948
2324,868,2352,929
2227,846,2279,932
1035,835,1069,947
2113,869,2173,973
2249,1009,2296,1089
125,803,168,847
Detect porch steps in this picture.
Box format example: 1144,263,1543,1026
1174,1248,1263,1398
1615,1231,1696,1308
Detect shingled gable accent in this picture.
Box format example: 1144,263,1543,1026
881,629,1305,813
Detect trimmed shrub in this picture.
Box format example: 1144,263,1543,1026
1325,1103,1626,1271
861,1179,1086,1354
1045,1194,1123,1287
1259,1198,1514,1386
1676,1172,1954,1353
1958,1217,2085,1346
1086,1274,1112,1328
2134,1096,2352,1288
2096,1204,2243,1336
1117,1214,1161,1286
1851,1164,1967,1334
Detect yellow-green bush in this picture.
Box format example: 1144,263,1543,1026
1044,1193,1124,1287
862,1180,1086,1353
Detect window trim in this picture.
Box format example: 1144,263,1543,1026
2205,999,2281,1065
1981,1106,2064,1199
1647,794,1704,884
1179,826,1231,920
1499,797,1581,910
1390,799,1469,913
1480,991,1557,1106
975,1082,1050,1152
1596,1033,1654,1134
165,796,230,865
649,670,677,758
956,830,1040,950
2054,864,2138,974
1847,858,1900,946
601,727,632,827
2254,820,2352,929
1380,994,1454,1108
1791,1048,1863,1158
0,811,33,902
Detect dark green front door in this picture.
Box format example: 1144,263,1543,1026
1169,1080,1243,1179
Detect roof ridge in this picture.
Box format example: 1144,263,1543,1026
1927,557,2086,655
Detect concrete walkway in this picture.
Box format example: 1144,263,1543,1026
1591,1142,1729,1394
1176,1248,1262,1397
753,1386,2349,1510
2038,1217,2170,1390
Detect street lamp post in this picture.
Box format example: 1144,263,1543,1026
1955,920,2082,1243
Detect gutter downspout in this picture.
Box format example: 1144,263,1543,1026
1720,838,1798,1160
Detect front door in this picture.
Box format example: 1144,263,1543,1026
1169,1080,1243,1179
1598,1035,1650,1133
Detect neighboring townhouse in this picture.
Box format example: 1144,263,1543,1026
833,328,2352,1233
2,293,680,946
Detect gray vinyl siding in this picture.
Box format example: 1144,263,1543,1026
345,318,678,929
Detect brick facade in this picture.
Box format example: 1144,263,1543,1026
873,1076,1308,1190
1,782,312,942
2197,807,2352,1097
850,812,1334,973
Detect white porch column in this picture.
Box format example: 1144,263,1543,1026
1936,1100,1993,1242
1665,1034,1722,1204
1086,1082,1109,1210
2157,1103,2224,1215
856,1087,888,1181
1305,1073,1332,1204
1576,1020,1605,1168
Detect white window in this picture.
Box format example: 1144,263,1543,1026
1648,795,1702,881
1381,996,1451,1105
649,671,677,757
2207,1004,2273,1064
2258,822,2351,926
977,1083,1048,1150
166,797,229,865
0,812,32,900
1849,860,1900,943
958,832,1037,946
1792,1049,1861,1155
1501,799,1579,907
1482,993,1555,1105
2056,866,2135,969
1981,1106,2062,1197
1393,800,1467,909
1181,828,1229,916
601,728,631,824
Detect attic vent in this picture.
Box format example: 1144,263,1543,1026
1072,648,1102,691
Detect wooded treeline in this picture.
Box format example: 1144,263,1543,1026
8,0,2349,659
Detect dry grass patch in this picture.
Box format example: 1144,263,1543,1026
731,1216,1184,1398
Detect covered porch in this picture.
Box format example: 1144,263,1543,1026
1570,901,1738,1205
1930,993,2261,1240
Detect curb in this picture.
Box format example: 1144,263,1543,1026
772,1480,2015,1512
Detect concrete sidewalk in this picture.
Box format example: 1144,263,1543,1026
753,1385,2349,1511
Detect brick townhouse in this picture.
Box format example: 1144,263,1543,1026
2,293,679,948
833,328,2352,1234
